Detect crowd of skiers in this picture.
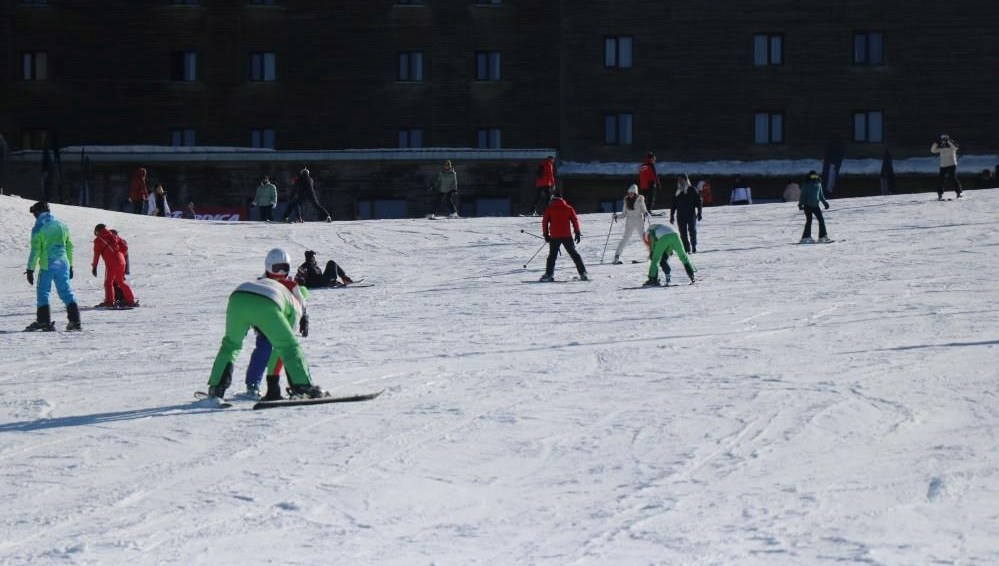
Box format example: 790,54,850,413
24,135,968,402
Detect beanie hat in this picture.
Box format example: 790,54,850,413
305,250,317,260
627,184,638,194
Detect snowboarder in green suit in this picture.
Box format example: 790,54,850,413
643,223,696,286
206,248,326,401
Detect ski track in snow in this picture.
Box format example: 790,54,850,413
0,191,997,564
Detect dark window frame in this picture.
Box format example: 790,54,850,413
475,51,502,81
604,113,633,145
853,31,886,66
853,110,885,143
604,36,634,69
398,51,424,82
754,111,785,144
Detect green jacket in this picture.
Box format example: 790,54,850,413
798,177,828,208
253,181,278,207
27,212,74,271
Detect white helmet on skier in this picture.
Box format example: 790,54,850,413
265,248,291,275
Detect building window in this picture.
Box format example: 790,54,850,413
853,31,885,66
604,113,633,145
249,52,277,82
399,51,424,81
754,112,784,144
753,33,783,66
251,129,276,148
853,111,884,143
170,129,197,147
21,129,48,150
604,36,633,68
477,128,502,149
399,128,424,148
475,51,501,81
20,51,48,80
170,51,198,82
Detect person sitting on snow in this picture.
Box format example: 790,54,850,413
295,250,354,288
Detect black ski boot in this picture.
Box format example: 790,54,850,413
287,383,329,399
261,374,284,401
685,264,696,284
66,303,82,331
208,364,233,399
25,305,56,332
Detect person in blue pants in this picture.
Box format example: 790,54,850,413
25,201,82,331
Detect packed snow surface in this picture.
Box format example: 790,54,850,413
0,191,996,565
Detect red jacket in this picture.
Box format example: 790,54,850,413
92,227,126,270
542,197,580,239
129,168,148,202
638,158,659,190
535,158,556,188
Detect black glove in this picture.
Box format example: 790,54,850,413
798,204,805,211
824,202,830,210
669,216,675,225
299,313,309,337
544,234,551,243
69,266,74,279
92,266,98,277
612,214,618,222
574,232,581,244
697,214,702,221
25,270,34,286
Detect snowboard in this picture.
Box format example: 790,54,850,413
85,305,136,311
522,276,589,284
253,389,384,410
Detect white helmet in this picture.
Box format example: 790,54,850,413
265,248,291,274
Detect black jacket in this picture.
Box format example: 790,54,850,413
670,187,703,219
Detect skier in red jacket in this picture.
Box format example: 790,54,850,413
91,223,137,307
638,151,662,212
539,192,588,282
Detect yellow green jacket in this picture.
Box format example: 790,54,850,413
27,212,74,271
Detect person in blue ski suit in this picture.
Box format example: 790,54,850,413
25,201,82,331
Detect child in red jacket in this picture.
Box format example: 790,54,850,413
91,224,137,308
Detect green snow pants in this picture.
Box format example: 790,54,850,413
649,232,695,280
208,291,313,387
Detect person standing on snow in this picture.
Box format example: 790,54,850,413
206,248,323,402
931,134,964,200
128,167,148,214
428,159,460,219
295,250,354,288
637,151,662,211
24,201,82,331
527,155,557,216
612,184,649,264
540,191,588,282
285,167,333,222
798,170,831,243
91,223,137,308
643,223,696,287
252,175,278,222
147,184,171,217
670,173,703,254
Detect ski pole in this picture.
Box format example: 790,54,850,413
519,228,545,240
523,241,547,269
600,213,616,264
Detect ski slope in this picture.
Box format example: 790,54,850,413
0,191,996,565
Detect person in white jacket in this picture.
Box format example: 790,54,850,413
147,184,171,217
612,184,649,264
931,134,963,200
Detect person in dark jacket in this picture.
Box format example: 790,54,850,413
285,167,332,222
669,174,703,253
428,160,460,219
798,171,831,243
294,250,354,288
539,191,588,282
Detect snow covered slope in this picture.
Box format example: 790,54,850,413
0,191,996,565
